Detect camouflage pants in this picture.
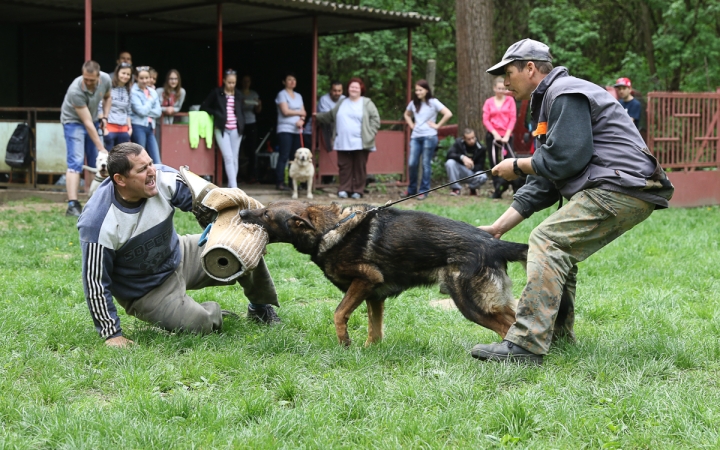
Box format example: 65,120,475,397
505,188,655,355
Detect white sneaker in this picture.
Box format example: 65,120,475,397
338,191,349,198
351,193,362,199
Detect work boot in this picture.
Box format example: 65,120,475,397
66,200,82,217
471,340,543,365
247,304,281,325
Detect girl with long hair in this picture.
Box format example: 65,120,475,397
129,66,162,163
403,80,453,199
103,63,133,149
483,76,517,198
201,69,246,188
156,69,186,125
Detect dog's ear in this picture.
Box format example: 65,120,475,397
291,214,316,231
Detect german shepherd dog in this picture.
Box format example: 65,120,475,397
239,201,527,346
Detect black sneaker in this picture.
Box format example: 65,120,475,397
221,309,241,320
471,340,543,365
247,304,281,324
469,189,478,196
66,201,82,217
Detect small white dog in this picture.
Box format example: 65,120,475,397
82,152,109,198
288,147,314,199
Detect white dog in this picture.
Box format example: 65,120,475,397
82,152,109,198
288,147,314,199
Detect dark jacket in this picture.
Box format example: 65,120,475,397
511,66,673,218
446,138,487,172
201,87,245,135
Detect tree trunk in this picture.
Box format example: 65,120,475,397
455,0,494,136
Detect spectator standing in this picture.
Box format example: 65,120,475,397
403,80,453,200
201,69,245,188
275,73,306,191
241,75,261,183
116,51,132,67
60,60,111,217
317,81,345,151
614,77,642,129
483,76,517,198
130,66,162,163
78,142,279,348
315,77,380,199
148,68,158,89
102,63,134,150
156,69,186,125
444,128,488,196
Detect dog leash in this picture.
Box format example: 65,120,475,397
328,169,494,230
373,169,493,212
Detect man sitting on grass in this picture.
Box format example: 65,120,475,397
444,128,488,196
77,142,279,348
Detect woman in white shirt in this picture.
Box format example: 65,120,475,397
275,73,306,191
403,80,453,200
315,78,380,199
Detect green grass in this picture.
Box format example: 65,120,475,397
0,198,718,449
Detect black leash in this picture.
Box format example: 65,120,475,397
328,168,493,232
377,168,493,211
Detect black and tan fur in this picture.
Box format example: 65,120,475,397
239,201,527,346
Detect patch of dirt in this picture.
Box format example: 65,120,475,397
429,298,457,310
0,202,64,213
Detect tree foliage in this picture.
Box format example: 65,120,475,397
319,0,720,121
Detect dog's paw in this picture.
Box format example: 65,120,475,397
291,193,299,199
307,193,313,199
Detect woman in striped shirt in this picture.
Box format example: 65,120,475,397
201,69,245,188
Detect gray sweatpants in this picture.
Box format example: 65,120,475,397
120,234,277,334
444,159,488,190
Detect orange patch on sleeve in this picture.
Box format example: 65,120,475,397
532,122,548,137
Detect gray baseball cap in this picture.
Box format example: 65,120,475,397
486,39,552,75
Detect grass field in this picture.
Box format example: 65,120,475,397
0,197,718,449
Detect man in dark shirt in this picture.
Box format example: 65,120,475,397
444,128,488,195
614,77,642,129
471,39,673,365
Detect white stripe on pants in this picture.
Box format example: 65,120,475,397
215,128,242,188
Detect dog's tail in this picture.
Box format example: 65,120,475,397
495,240,528,264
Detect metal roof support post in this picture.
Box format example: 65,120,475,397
404,27,413,183
85,0,92,61
217,3,223,87
311,16,318,154
406,27,412,106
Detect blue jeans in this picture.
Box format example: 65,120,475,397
276,132,300,186
131,123,161,163
63,122,99,173
407,135,438,194
104,131,131,151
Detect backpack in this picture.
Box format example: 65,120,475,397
5,123,33,168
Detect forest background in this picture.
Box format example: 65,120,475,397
318,0,720,125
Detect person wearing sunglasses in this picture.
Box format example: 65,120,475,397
201,69,245,188
156,69,186,125
129,66,162,163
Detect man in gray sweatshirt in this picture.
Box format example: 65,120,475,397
471,39,674,365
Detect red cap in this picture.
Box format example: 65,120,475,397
614,77,632,88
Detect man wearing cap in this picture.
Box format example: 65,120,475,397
614,77,642,129
471,39,674,365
